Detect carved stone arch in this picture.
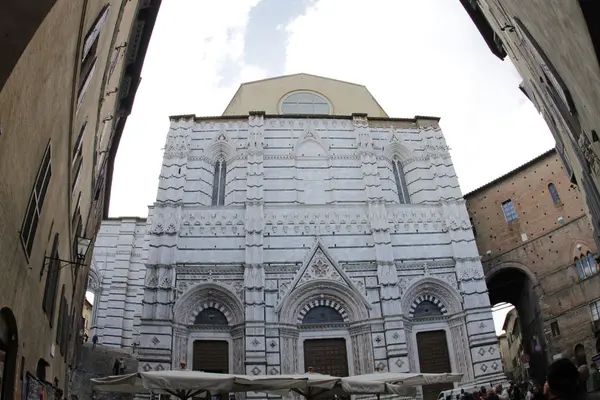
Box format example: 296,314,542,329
409,294,447,317
383,140,412,163
207,126,236,162
297,298,349,324
278,280,369,324
87,268,101,292
570,240,594,259
401,276,463,316
485,261,539,287
293,125,329,158
173,282,244,326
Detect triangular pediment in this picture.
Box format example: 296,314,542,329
275,240,370,311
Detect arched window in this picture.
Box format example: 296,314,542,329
301,306,344,324
586,252,598,276
548,183,561,204
575,258,585,279
412,300,443,318
391,158,410,204
280,91,330,115
574,252,599,279
194,307,228,325
212,159,227,206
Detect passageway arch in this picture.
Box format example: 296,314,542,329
486,263,547,384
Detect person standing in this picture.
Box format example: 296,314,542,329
546,358,585,400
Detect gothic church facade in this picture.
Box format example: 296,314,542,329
88,74,503,394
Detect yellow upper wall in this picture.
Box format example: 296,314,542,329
223,73,389,117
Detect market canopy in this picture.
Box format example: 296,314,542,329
91,371,308,399
341,372,464,395
262,372,345,399
91,370,464,400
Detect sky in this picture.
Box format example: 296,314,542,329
106,0,554,334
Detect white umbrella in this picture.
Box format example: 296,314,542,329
91,371,308,399
341,372,464,395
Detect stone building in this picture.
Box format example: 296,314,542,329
0,1,160,399
497,309,525,382
459,0,600,255
89,73,505,400
83,298,93,341
465,149,600,383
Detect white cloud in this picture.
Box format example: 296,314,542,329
111,0,555,215
110,0,267,217
283,0,554,194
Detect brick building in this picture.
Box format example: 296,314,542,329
465,149,600,382
459,0,600,257
0,1,160,399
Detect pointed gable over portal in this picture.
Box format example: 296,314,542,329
275,239,370,312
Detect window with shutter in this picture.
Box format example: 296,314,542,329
42,234,61,326
21,142,52,257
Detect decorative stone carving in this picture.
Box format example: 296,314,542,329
145,267,158,288
159,269,172,289
173,283,245,325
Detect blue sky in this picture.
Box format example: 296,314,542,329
107,0,556,333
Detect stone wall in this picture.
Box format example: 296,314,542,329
465,150,600,366
69,343,138,400
25,374,63,400
92,111,504,386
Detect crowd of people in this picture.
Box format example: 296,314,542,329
446,358,600,400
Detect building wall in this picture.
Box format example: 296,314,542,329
0,0,160,397
89,218,149,349
502,309,525,381
461,0,600,265
465,150,600,366
92,98,505,389
223,74,389,117
83,300,93,339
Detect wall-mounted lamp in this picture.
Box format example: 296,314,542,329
42,236,93,284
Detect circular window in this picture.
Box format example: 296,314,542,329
280,91,331,115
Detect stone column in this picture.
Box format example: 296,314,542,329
172,325,189,369
137,205,179,372
350,324,375,374
354,114,405,371
244,112,267,382
280,328,299,374
449,315,473,382
441,201,504,383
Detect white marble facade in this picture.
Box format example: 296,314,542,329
89,77,504,390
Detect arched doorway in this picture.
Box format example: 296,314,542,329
486,265,547,383
171,283,245,375
192,308,229,374
0,308,18,400
301,306,349,377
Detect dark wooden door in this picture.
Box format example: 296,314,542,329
417,331,454,400
193,340,229,373
304,338,349,377
192,341,229,400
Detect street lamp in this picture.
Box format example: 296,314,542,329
76,236,92,261
42,236,93,284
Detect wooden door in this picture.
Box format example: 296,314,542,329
192,341,229,400
304,338,349,377
192,340,229,373
417,331,454,400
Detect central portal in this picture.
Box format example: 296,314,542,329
417,330,453,400
304,338,348,377
192,340,229,373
